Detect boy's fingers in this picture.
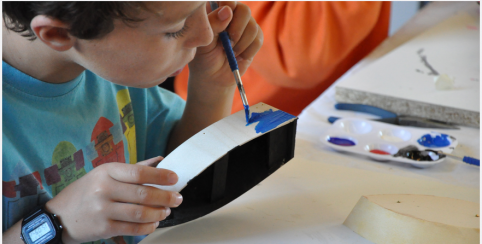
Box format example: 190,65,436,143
238,27,264,61
206,1,236,13
217,1,237,10
209,6,233,35
232,17,259,57
107,163,178,186
109,203,170,223
110,183,183,208
136,156,164,167
226,3,251,46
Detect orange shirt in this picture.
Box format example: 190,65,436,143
175,1,390,115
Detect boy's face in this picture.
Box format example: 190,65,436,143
72,2,211,88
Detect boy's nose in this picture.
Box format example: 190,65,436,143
187,27,213,49
185,12,214,49
195,24,214,48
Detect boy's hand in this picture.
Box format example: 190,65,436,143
45,156,182,244
188,1,263,88
167,2,263,152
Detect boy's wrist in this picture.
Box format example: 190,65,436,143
44,200,74,244
186,77,236,107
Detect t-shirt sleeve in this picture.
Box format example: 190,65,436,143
128,86,186,162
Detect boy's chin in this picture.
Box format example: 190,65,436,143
127,77,168,89
169,68,183,77
109,72,172,88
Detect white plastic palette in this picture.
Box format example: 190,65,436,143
321,118,458,168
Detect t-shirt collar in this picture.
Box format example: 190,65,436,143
3,61,84,97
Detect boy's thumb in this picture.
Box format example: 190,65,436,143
208,6,233,35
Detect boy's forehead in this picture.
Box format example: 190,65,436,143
144,1,206,24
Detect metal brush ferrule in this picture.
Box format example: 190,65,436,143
233,70,249,107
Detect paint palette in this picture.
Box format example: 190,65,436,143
321,118,458,168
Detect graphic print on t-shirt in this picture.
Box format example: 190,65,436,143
44,141,87,196
116,89,137,164
90,117,126,168
3,170,43,198
2,162,49,228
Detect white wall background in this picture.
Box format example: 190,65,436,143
389,1,422,36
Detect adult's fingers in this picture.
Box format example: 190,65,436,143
106,162,178,186
108,203,171,223
110,183,183,208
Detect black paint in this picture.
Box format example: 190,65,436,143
394,145,445,161
417,49,439,76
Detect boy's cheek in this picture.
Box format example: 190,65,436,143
75,35,195,87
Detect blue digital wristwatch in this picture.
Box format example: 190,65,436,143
20,206,63,244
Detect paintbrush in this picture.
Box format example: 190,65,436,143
435,151,480,166
209,1,250,123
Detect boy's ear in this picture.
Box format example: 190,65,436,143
31,15,75,52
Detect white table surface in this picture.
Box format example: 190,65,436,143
141,2,480,243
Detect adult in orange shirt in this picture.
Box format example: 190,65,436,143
175,1,390,116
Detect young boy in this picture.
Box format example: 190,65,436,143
2,2,262,244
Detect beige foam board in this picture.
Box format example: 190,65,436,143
336,13,480,127
344,194,480,244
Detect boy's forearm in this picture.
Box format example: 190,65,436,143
167,80,236,154
3,220,25,244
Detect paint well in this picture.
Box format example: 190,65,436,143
327,137,356,146
246,109,296,134
394,145,444,161
417,133,451,148
370,149,391,155
365,144,399,155
380,134,404,142
339,120,373,134
379,129,411,142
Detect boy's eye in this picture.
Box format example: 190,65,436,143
165,25,189,39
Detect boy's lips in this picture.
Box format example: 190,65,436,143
169,68,184,77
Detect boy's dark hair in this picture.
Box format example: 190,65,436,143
3,2,145,40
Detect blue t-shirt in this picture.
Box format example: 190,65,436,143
2,61,186,244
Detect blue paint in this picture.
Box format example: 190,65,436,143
244,105,250,123
246,109,296,133
417,133,451,148
327,137,356,146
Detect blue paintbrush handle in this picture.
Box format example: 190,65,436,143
335,103,397,118
210,1,238,72
463,156,480,166
219,32,238,71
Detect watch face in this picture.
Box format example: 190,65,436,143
22,213,56,244
29,222,51,242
